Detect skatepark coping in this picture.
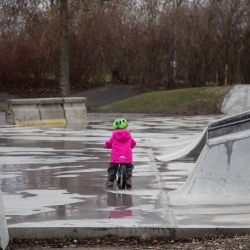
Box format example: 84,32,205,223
156,109,250,162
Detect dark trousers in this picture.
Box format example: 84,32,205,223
107,163,134,181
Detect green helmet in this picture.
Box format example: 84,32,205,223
113,118,128,130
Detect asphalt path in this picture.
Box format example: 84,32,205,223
0,85,137,108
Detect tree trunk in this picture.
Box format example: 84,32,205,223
224,63,228,86
60,0,70,97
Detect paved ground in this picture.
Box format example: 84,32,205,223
2,112,250,249
2,86,250,248
2,112,249,230
2,87,250,249
0,92,19,107
71,85,137,107
0,113,222,233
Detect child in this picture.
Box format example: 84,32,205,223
104,118,136,187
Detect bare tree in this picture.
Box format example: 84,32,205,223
1,0,250,97
60,0,70,96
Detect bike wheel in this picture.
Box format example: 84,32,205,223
116,172,121,184
120,164,127,189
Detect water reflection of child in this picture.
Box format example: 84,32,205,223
107,192,133,219
104,118,136,188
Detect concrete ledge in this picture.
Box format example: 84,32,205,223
0,189,9,250
5,97,87,126
63,97,88,123
8,227,250,240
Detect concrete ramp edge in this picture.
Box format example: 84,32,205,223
156,126,208,162
157,110,250,162
0,188,9,250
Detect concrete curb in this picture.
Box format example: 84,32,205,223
8,227,250,240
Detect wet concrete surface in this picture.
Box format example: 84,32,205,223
1,112,249,239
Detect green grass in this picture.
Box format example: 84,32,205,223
92,86,232,115
0,106,7,112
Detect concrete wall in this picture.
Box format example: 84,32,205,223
5,97,87,126
0,188,9,250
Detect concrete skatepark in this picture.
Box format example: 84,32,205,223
1,85,250,249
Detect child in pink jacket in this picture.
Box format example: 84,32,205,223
104,118,136,187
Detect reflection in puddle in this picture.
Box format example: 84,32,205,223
107,192,133,219
110,208,133,218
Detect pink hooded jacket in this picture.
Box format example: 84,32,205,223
104,129,136,163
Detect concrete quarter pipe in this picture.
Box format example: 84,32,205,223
0,188,9,250
169,129,250,204
166,110,250,204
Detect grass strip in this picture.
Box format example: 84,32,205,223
92,86,232,115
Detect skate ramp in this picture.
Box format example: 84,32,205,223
221,84,250,115
155,126,208,161
157,110,250,162
0,188,9,250
168,129,250,205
